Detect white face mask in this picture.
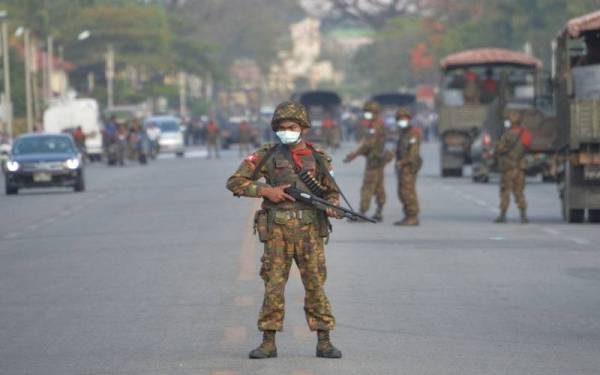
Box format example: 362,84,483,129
364,112,373,120
276,130,301,145
504,120,511,129
397,119,410,129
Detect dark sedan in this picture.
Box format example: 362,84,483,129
3,133,85,195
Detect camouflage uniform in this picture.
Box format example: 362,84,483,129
239,122,252,157
395,109,422,225
344,102,393,221
226,102,338,334
494,113,532,223
206,121,220,159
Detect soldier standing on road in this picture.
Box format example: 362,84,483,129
322,114,337,150
238,120,252,157
226,101,342,360
206,119,220,159
493,112,532,224
343,101,393,222
394,108,423,226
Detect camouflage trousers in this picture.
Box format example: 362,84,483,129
258,220,335,332
499,168,526,212
360,168,386,213
397,166,419,217
207,141,219,158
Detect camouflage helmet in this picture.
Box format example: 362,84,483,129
395,107,412,120
271,101,311,130
363,101,381,114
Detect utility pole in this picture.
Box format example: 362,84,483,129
105,45,114,109
24,29,33,133
0,11,12,138
179,71,187,118
47,35,53,101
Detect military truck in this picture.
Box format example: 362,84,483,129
553,11,600,223
291,91,342,144
438,48,543,177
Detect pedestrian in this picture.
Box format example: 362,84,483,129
343,101,393,222
394,108,423,226
206,119,220,159
322,114,337,150
493,111,532,224
72,126,87,157
238,120,252,157
226,101,342,359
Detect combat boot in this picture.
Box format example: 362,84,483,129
316,330,342,359
393,216,419,226
494,212,507,223
249,330,277,359
520,208,529,224
372,206,384,222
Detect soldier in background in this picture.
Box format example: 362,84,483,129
344,101,393,222
493,112,532,224
394,108,423,226
226,101,342,359
206,118,220,159
322,114,337,150
238,120,252,157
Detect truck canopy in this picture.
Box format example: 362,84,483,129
370,93,416,108
564,10,600,38
296,91,342,107
441,48,542,70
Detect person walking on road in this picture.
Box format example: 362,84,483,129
494,111,532,224
394,108,423,226
238,120,252,157
343,101,393,222
226,101,342,360
206,119,220,159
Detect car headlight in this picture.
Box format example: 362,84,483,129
6,160,19,172
64,158,80,170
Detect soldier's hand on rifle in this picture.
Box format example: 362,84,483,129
326,198,343,219
260,184,296,203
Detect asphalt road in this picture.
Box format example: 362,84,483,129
1,142,599,375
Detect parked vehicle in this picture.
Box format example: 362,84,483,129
292,91,342,144
553,11,600,223
437,48,543,177
143,116,185,157
3,133,84,194
43,98,103,161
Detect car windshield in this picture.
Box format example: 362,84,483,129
13,136,75,155
157,120,180,133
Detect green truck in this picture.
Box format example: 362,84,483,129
437,48,543,177
553,11,600,223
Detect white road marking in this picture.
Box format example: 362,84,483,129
571,238,591,245
4,232,21,239
541,227,560,235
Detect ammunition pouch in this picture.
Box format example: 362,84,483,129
253,209,270,243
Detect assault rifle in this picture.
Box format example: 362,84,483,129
284,186,376,223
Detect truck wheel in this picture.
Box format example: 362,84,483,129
74,176,85,192
441,168,450,178
589,209,600,223
566,209,585,223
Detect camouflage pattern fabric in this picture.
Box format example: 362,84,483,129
360,168,386,213
396,127,422,217
345,118,393,213
397,166,419,217
499,168,526,211
226,133,339,332
271,101,311,130
258,220,334,331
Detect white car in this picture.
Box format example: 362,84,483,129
144,116,185,157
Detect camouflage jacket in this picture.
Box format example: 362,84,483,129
396,127,422,171
226,142,340,210
346,119,392,169
494,126,532,171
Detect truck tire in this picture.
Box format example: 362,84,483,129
566,209,585,223
589,209,600,223
5,183,18,195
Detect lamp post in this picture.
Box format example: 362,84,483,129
105,45,114,110
0,10,11,138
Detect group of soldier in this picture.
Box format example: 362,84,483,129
225,98,531,360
